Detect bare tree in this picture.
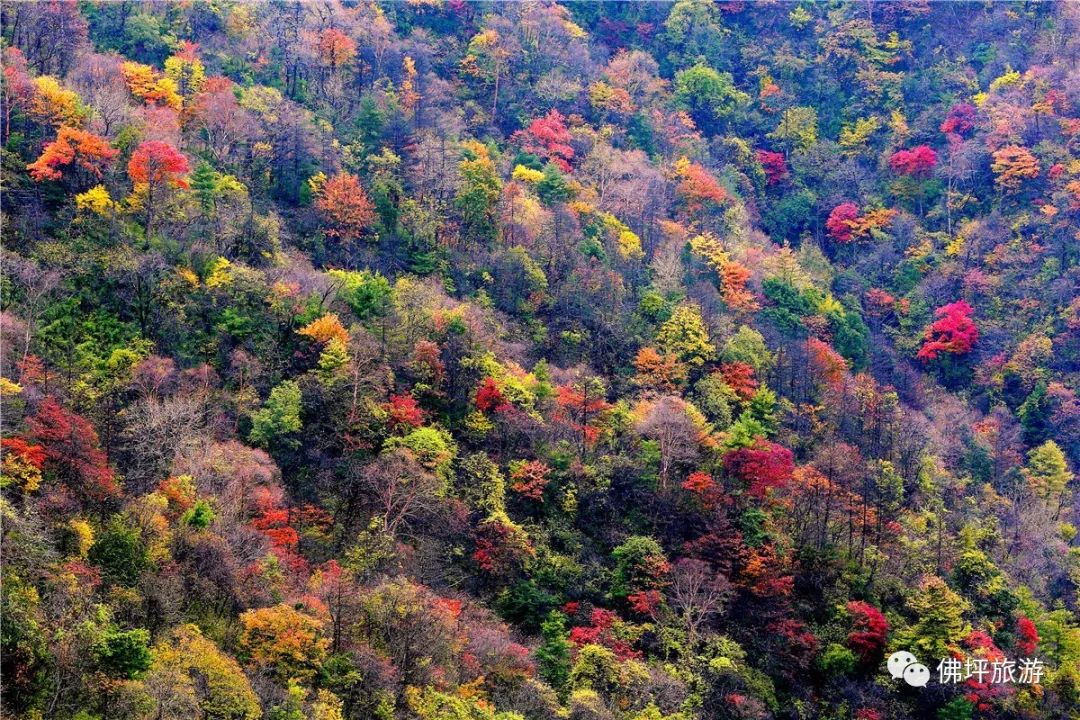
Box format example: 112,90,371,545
363,448,443,539
668,559,731,650
635,396,703,491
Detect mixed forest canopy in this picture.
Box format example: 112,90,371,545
2,1,1080,719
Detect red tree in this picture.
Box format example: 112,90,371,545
806,338,848,387
682,470,724,511
846,601,889,664
888,145,938,177
941,103,976,135
315,173,376,244
676,160,729,215
514,109,574,171
383,394,424,431
568,608,641,660
475,377,508,413
128,140,190,187
555,380,611,450
755,149,788,185
826,202,860,243
916,300,978,361
26,396,119,501
718,362,757,401
1016,616,1039,656
724,440,794,498
128,140,190,235
510,460,550,502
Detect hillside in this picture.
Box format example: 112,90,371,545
2,2,1080,719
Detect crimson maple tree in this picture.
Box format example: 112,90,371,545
514,109,574,172
846,601,889,664
723,439,794,498
888,145,938,177
826,202,860,243
26,396,119,501
755,149,788,185
917,300,978,361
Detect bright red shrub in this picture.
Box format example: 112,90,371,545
756,149,788,185
1016,616,1039,655
26,397,119,500
384,393,424,430
475,377,507,413
889,145,938,177
826,202,860,243
846,601,889,663
724,439,794,498
916,300,978,361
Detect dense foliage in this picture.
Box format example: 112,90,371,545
3,2,1080,719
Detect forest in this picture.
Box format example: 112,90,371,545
1,1,1080,719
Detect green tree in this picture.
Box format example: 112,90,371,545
328,268,392,321
88,515,149,587
721,325,774,375
1018,381,1051,444
95,628,152,679
747,386,778,436
900,575,970,659
191,160,218,216
384,426,457,485
612,536,669,600
656,303,714,366
1024,440,1073,514
673,63,748,133
664,0,727,68
249,380,303,450
455,139,502,246
537,611,572,695
767,106,818,152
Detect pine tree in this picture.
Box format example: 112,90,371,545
191,160,218,216
902,575,970,659
656,303,714,367
537,611,572,695
1023,440,1073,516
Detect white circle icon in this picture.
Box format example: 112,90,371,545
887,650,918,679
903,663,930,687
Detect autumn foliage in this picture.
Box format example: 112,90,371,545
514,109,574,172
128,140,190,188
26,397,119,500
314,172,376,243
723,440,794,498
888,145,938,177
826,202,896,243
846,601,889,664
917,300,979,361
826,202,860,243
675,158,729,214
755,149,788,185
27,126,118,181
3,4,1080,719
991,145,1040,192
